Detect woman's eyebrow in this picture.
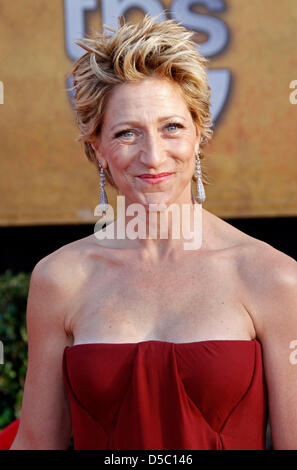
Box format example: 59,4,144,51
110,121,141,132
110,116,187,132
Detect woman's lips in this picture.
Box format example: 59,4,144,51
137,173,174,184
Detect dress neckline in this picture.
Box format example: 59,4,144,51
65,338,259,351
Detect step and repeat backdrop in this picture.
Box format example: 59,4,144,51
0,0,296,226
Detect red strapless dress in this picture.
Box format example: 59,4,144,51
62,339,267,450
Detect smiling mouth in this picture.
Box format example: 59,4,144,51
136,173,174,184
137,173,173,178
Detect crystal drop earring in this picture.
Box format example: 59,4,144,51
98,162,109,215
195,150,206,204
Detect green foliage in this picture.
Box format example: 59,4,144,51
0,269,30,430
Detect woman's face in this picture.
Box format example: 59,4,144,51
91,76,200,208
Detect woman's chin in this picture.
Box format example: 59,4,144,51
140,192,172,210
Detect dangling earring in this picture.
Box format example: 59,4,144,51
98,162,109,215
195,150,206,204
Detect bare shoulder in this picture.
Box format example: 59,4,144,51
231,232,296,337
207,211,297,336
30,234,97,327
209,211,297,283
33,234,95,286
234,235,296,291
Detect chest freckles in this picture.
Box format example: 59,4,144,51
71,250,248,341
98,264,230,326
114,264,201,309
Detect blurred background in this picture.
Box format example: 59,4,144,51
0,0,296,448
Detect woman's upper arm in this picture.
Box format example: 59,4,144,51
251,249,297,450
10,255,74,449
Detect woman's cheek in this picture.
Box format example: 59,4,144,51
168,139,195,160
109,147,136,170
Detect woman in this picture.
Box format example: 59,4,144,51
10,15,297,450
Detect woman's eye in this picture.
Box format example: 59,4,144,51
115,129,135,138
167,123,183,132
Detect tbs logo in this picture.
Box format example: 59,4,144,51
63,0,231,124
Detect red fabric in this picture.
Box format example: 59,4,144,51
0,419,20,450
63,339,267,450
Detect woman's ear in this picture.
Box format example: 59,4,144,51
90,136,99,154
89,137,108,168
194,124,201,154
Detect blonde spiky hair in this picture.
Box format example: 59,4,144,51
69,14,213,188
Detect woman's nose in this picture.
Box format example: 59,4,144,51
139,133,166,168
